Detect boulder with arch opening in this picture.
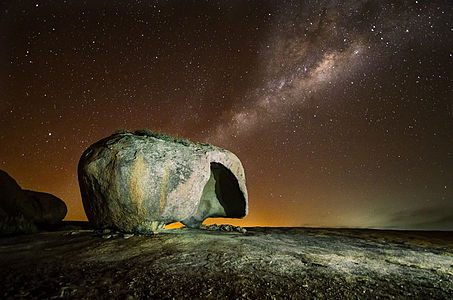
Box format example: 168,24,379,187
78,130,248,233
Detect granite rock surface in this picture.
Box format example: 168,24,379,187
78,130,248,233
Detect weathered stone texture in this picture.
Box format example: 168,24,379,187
78,130,248,233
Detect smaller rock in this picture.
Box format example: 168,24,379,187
102,234,112,239
208,224,220,231
123,233,134,239
238,227,247,234
221,224,233,232
200,224,247,233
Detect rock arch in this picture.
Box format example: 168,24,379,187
181,162,247,228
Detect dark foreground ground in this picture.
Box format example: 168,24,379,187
0,223,452,299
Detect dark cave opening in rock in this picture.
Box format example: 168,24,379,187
210,162,246,218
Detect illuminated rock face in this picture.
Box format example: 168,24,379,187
78,130,248,233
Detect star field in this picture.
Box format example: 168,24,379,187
1,0,452,229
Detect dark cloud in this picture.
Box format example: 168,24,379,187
383,207,453,230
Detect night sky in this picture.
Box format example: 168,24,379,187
1,0,452,229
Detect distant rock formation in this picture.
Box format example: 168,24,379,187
23,190,68,225
78,130,248,233
0,170,31,218
0,170,67,234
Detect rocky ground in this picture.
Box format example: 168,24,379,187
0,223,452,299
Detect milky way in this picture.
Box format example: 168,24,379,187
213,2,443,141
1,0,452,229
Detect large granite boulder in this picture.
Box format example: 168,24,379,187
78,130,248,233
0,169,67,234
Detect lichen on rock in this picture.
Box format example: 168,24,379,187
78,130,248,233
